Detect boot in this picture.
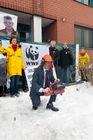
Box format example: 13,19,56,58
46,103,59,112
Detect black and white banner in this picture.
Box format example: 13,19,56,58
21,43,50,90
25,66,36,91
21,43,49,68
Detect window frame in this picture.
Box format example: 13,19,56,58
17,23,31,43
74,25,93,49
75,0,93,7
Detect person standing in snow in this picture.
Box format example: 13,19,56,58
0,40,7,96
79,49,90,81
0,37,25,97
58,42,73,83
49,40,59,68
30,54,59,112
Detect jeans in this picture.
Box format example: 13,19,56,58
10,75,20,95
61,66,70,83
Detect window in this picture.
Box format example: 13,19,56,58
74,25,93,49
76,0,82,2
17,23,31,43
84,29,92,48
75,0,93,7
84,0,88,5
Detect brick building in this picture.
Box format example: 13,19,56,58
0,0,93,61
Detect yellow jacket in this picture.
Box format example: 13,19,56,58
0,44,25,77
79,53,90,68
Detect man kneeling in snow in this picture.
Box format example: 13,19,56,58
30,54,59,112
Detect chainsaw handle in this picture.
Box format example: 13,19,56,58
49,82,56,89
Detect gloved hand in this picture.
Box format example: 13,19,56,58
54,79,60,83
43,88,50,93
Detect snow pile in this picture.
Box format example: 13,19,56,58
0,82,93,140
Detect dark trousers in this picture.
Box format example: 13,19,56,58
0,86,4,97
61,66,70,83
0,85,7,97
80,69,88,81
10,75,20,95
22,70,28,90
30,92,57,108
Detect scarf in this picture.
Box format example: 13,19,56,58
12,44,17,51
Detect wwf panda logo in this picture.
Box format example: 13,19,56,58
26,45,39,60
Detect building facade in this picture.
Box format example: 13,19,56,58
0,0,93,61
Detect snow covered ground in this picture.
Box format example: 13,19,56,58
0,82,93,140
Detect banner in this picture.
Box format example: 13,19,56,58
25,66,36,91
2,40,10,49
21,43,49,67
0,12,17,37
21,43,49,90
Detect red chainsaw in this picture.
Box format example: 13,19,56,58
44,82,65,96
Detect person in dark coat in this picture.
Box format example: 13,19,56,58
59,42,73,83
0,40,7,97
30,54,59,112
49,40,59,67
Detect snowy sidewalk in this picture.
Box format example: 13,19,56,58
0,82,93,140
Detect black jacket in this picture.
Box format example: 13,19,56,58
30,66,55,95
58,48,73,68
49,46,59,66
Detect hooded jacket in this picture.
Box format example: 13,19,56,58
1,44,25,77
49,46,59,66
58,48,73,68
79,52,90,68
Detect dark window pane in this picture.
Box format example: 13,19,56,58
74,25,92,48
84,29,92,48
17,23,30,32
17,23,31,42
